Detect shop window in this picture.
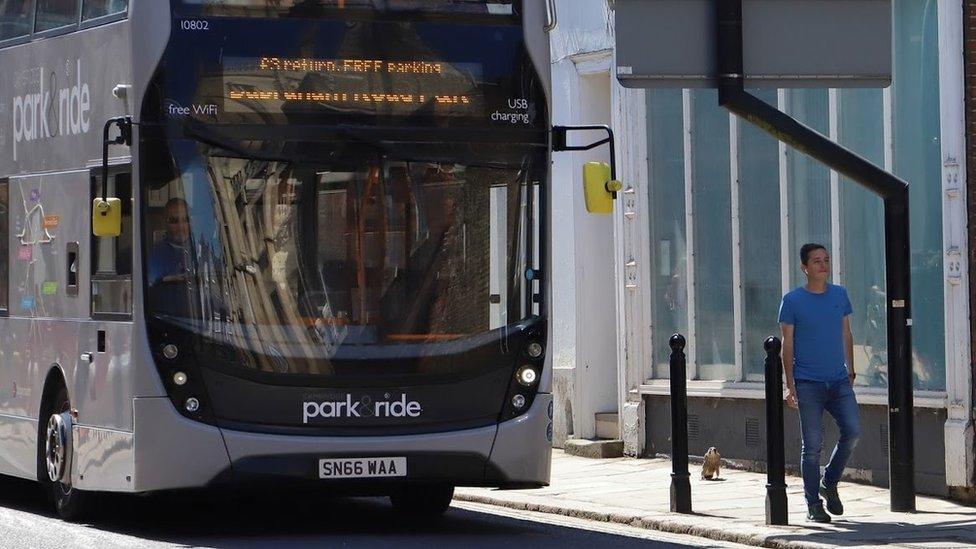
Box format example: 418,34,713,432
691,90,734,381
90,167,132,319
838,89,886,388
785,89,831,291
893,0,944,391
641,1,944,391
0,0,34,42
646,89,686,379
739,89,781,380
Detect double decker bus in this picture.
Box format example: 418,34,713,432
0,0,553,520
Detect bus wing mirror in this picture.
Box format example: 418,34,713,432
92,198,122,237
94,117,131,237
582,162,621,214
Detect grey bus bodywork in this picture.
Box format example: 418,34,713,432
0,0,553,494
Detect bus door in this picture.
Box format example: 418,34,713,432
81,165,132,423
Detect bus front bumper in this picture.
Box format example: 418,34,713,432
130,394,552,493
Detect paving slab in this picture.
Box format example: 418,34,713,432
456,451,976,548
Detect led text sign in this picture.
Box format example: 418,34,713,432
219,56,483,116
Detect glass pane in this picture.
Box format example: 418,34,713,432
0,0,33,41
647,89,686,379
893,0,944,391
141,138,536,376
739,89,781,380
34,0,76,31
786,89,830,289
91,171,133,315
0,179,7,311
82,0,125,20
838,89,886,388
691,90,734,381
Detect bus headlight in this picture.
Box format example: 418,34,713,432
184,397,201,413
526,341,544,358
517,366,538,386
162,344,179,360
511,394,526,409
173,372,188,386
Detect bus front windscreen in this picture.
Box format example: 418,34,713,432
143,138,539,378
143,4,547,385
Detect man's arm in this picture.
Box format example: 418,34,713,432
780,322,798,409
843,315,855,385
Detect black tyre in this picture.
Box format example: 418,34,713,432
389,484,454,518
43,384,91,522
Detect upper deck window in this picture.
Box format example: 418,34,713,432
179,0,516,18
0,0,33,41
82,0,126,21
34,0,77,32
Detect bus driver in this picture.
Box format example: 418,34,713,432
148,197,194,285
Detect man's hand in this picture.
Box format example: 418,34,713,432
161,273,190,283
784,385,798,409
848,370,857,387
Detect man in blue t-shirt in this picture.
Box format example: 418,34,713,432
778,243,860,524
149,198,193,285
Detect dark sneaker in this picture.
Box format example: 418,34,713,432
820,481,844,515
807,502,832,523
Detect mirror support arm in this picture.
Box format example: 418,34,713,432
101,117,133,200
551,125,621,198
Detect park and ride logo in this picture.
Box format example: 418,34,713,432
11,59,92,161
302,393,423,423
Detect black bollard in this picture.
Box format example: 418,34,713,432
669,333,692,514
764,336,788,525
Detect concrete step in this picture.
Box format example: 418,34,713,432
595,412,619,439
563,438,624,459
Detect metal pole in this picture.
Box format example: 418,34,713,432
884,193,915,511
669,333,692,514
764,336,788,525
715,0,915,512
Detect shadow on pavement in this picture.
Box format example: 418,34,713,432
0,476,700,548
767,515,976,547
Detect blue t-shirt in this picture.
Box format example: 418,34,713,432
777,284,853,382
148,238,192,285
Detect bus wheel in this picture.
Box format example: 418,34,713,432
43,385,90,522
389,484,454,518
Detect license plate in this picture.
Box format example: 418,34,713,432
319,457,407,479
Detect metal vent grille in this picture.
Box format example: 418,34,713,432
688,414,701,440
745,417,761,447
880,423,889,455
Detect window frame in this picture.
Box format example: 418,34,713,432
31,0,81,39
0,0,36,47
0,0,130,49
89,163,133,322
79,0,127,30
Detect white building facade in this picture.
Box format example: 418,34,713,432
549,0,973,496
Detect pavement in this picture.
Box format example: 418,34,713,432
455,450,976,548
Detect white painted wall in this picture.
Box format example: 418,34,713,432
549,56,579,445
549,0,620,443
937,0,973,489
574,71,618,438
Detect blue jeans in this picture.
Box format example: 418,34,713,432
795,377,861,506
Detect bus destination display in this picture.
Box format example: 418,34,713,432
220,56,485,117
